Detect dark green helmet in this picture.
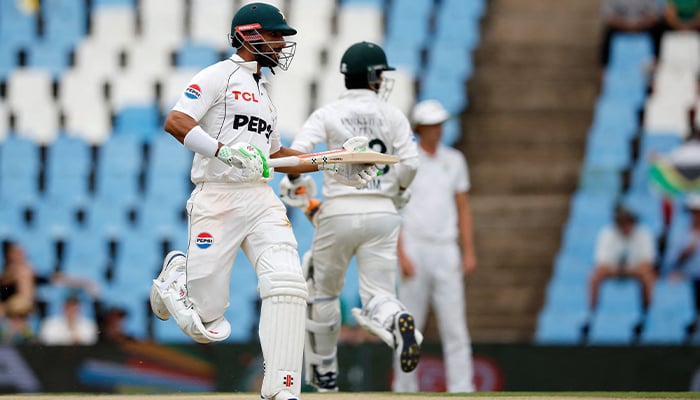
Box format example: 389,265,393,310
340,41,395,75
228,2,297,71
230,2,297,37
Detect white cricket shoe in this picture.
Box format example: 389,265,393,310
260,391,299,400
150,250,186,321
394,311,421,373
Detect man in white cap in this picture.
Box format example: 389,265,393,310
392,99,477,393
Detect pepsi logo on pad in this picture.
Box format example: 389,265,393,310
196,232,213,249
185,84,202,100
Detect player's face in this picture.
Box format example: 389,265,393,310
259,31,285,58
416,124,442,146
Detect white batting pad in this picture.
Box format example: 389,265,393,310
259,272,308,399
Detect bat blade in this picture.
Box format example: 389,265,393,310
269,149,399,168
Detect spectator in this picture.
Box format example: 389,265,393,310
589,204,658,312
661,0,700,31
98,306,134,344
1,241,39,317
669,195,700,323
38,292,98,345
0,295,36,344
600,0,663,66
392,99,476,393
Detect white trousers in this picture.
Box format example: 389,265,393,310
185,182,301,321
311,212,401,305
392,234,474,393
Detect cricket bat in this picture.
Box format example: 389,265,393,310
268,148,399,168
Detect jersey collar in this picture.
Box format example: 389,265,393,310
339,89,377,100
230,53,259,73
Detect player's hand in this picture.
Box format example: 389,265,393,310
342,136,369,152
319,163,379,188
217,143,269,178
392,188,411,210
279,175,317,208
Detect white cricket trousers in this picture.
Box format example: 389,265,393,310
185,182,302,322
312,211,401,308
392,233,475,393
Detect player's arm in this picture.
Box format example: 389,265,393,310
164,110,268,176
456,191,477,275
270,146,320,175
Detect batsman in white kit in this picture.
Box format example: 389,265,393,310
148,4,378,400
278,41,421,392
392,100,477,393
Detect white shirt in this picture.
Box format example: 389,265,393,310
595,224,656,270
173,54,281,184
38,315,98,345
401,144,470,242
291,89,418,216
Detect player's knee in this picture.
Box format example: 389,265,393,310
256,244,302,275
259,271,308,300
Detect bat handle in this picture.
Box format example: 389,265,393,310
268,156,301,168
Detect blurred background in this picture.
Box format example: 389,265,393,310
2,0,700,394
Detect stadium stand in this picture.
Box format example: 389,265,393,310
0,0,485,343
536,26,700,345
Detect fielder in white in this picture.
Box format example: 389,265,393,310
148,4,377,400
278,41,421,392
392,100,477,393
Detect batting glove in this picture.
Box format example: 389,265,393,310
279,175,317,208
216,143,270,179
392,187,411,210
319,163,379,188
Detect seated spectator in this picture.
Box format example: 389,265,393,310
38,292,98,345
0,295,36,344
669,195,700,322
98,306,135,344
1,241,39,318
600,0,663,66
589,204,658,311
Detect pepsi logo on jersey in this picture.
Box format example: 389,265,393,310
185,84,202,100
232,90,259,102
196,232,213,249
233,114,272,139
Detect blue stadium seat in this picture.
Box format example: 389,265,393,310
383,40,423,75
587,310,640,344
433,8,481,50
148,133,192,174
175,42,221,69
384,1,431,52
419,73,467,115
597,278,644,315
551,251,594,285
113,105,161,142
0,0,38,48
27,41,72,79
535,308,588,344
0,43,20,81
0,135,41,204
61,230,109,288
45,135,92,205
425,44,474,83
42,0,87,50
578,165,624,196
640,278,695,344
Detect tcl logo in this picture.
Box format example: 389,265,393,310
233,114,272,139
232,91,259,102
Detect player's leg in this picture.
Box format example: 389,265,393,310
392,235,432,392
354,213,420,373
243,186,308,400
432,242,474,393
302,214,357,391
150,184,240,343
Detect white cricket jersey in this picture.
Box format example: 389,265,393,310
173,54,281,184
401,145,470,242
291,89,418,215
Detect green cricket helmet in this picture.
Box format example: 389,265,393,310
340,41,395,98
229,2,297,71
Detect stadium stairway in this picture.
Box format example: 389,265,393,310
455,0,602,342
